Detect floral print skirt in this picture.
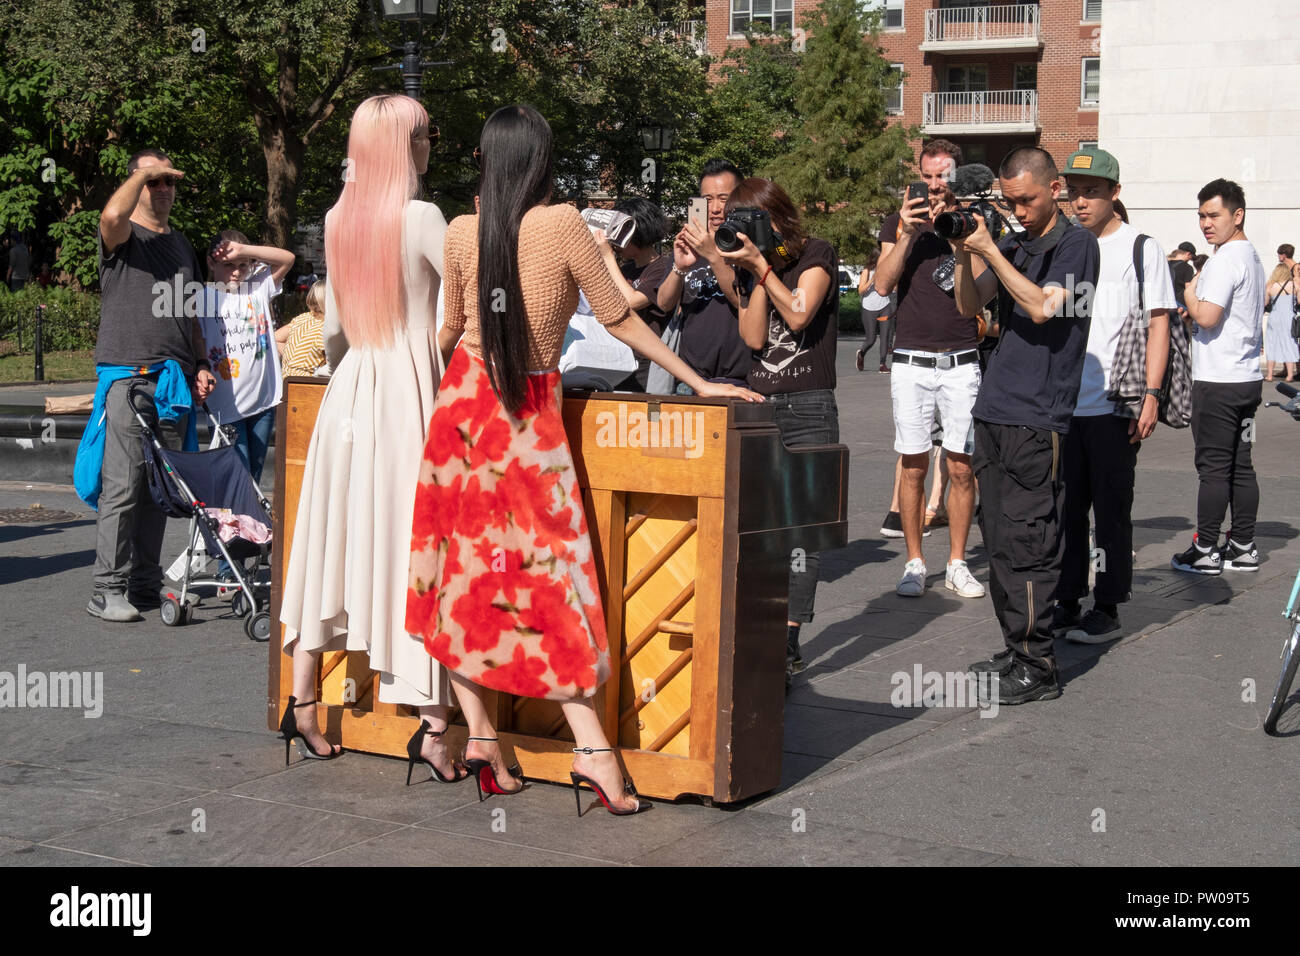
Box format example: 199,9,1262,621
406,347,610,700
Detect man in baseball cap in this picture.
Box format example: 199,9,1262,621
1054,146,1176,642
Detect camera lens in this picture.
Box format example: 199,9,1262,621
933,211,974,240
715,223,741,252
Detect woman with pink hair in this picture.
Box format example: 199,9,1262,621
279,94,463,783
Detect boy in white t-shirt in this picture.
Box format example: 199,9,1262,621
199,231,295,483
1057,148,1176,643
1173,179,1265,575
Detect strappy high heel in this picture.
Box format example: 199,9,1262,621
463,736,524,801
277,696,342,765
405,720,469,785
570,747,651,817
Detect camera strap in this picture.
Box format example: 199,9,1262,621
1010,213,1069,259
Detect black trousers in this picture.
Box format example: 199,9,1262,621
1191,380,1262,545
1059,414,1137,606
860,315,895,366
973,419,1066,678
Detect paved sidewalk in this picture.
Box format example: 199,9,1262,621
2,352,1298,866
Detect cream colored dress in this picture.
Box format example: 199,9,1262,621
280,200,450,706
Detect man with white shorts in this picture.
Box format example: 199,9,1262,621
874,139,985,599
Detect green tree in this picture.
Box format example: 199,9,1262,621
764,0,916,262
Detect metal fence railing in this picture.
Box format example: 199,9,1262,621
923,90,1038,128
924,3,1041,44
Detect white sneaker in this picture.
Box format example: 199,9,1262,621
897,558,927,597
945,559,986,598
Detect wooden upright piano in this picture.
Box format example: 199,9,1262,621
270,382,849,803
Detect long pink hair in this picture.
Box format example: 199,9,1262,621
325,94,427,348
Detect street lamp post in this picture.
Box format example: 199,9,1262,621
375,0,451,99
638,124,678,208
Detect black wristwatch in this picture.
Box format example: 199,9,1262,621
1144,387,1163,401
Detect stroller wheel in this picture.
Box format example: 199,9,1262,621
179,604,194,626
161,598,183,627
232,591,250,617
245,610,271,643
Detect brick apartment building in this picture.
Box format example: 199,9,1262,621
693,0,1104,175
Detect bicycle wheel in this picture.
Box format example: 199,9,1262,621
1264,620,1300,735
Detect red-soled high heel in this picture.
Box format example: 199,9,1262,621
463,736,524,801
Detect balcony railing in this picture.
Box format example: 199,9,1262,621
654,19,706,55
922,90,1039,131
923,3,1041,46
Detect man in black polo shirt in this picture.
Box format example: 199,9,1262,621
656,159,751,391
953,146,1100,704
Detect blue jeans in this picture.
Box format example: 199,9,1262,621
229,406,275,485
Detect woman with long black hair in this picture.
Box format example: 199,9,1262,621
406,105,760,815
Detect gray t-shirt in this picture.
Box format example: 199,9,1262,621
95,221,203,373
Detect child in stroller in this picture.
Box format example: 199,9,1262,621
128,379,275,640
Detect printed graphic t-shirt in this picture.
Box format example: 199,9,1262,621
679,262,753,382
197,268,284,422
747,237,839,396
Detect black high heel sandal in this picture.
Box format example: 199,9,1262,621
569,747,651,817
405,720,469,785
277,696,343,765
463,736,525,801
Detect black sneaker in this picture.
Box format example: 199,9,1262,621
1221,540,1259,572
786,648,806,676
1050,602,1083,638
1064,607,1121,644
879,511,930,539
969,647,1016,675
1170,542,1221,575
988,660,1062,706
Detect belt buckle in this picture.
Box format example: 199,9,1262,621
936,354,954,370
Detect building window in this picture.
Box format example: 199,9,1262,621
964,143,987,165
946,65,988,93
1081,57,1100,107
860,0,903,31
1014,64,1037,91
1083,0,1102,22
1079,140,1098,151
731,0,795,35
885,63,904,114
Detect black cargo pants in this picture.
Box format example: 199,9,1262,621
973,419,1066,679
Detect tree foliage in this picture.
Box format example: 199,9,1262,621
764,0,916,262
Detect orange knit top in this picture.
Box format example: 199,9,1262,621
442,203,632,370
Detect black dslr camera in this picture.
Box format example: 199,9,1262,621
933,199,1009,242
715,207,776,255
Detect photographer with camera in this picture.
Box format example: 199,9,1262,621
714,177,839,687
952,146,1100,705
656,159,751,392
873,139,986,601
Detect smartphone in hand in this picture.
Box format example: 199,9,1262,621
907,181,928,205
689,197,708,233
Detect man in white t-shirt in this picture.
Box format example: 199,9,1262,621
1058,148,1175,642
1172,178,1265,574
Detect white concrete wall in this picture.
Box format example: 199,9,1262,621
1099,0,1299,267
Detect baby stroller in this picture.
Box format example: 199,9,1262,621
127,379,274,641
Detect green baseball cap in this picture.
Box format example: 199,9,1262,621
1063,146,1120,183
